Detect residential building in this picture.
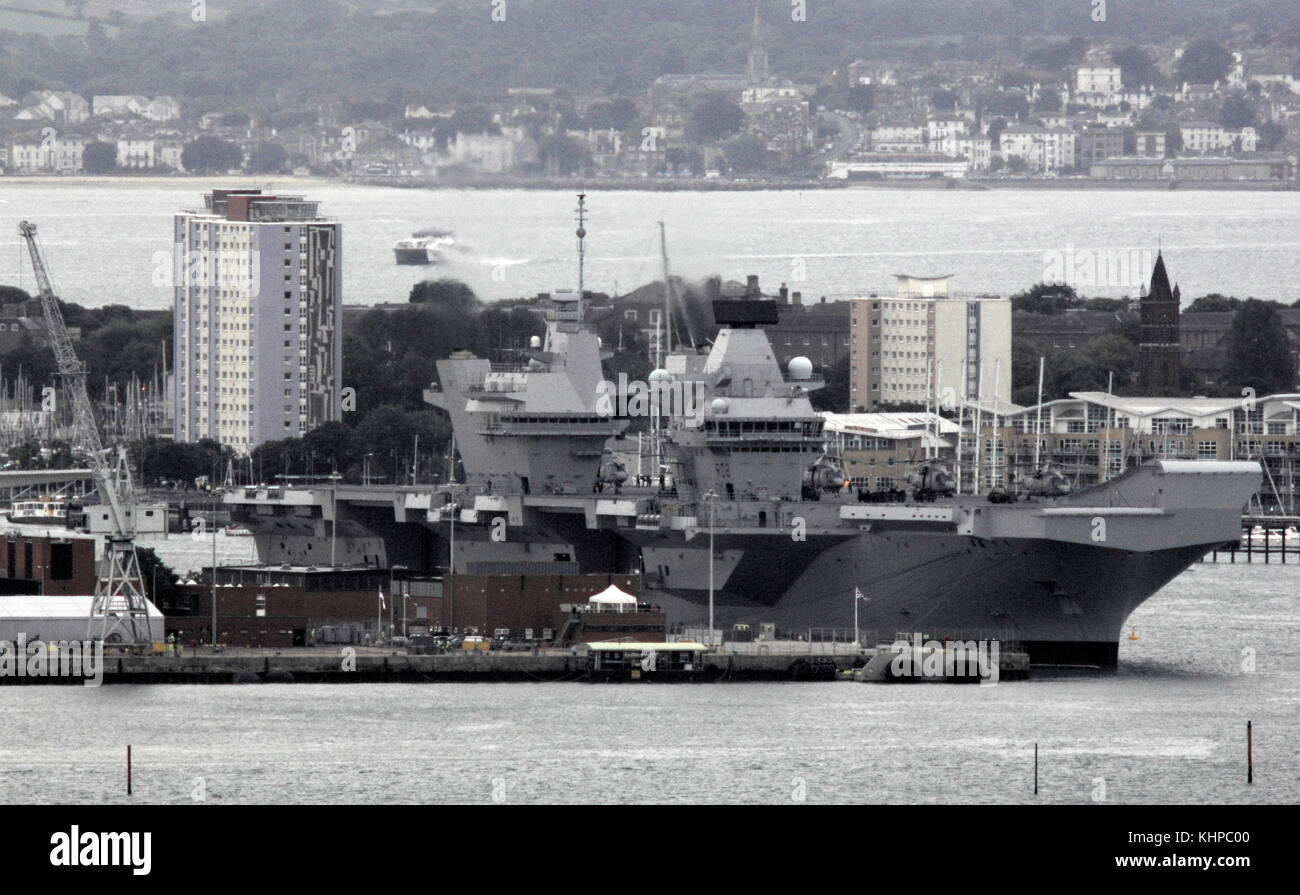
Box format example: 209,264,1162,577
116,138,157,169
1134,130,1166,157
827,155,970,179
763,288,851,371
1179,120,1238,153
1000,391,1300,509
849,275,1012,412
999,125,1077,172
1180,308,1300,391
822,412,960,490
8,137,86,173
1077,125,1125,168
1013,309,1131,356
0,298,81,352
15,91,89,124
1076,66,1123,98
173,189,342,452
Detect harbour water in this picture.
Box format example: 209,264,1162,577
0,563,1295,804
1,180,1298,306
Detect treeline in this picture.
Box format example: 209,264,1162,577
1009,283,1297,404
0,285,170,402
5,0,1298,109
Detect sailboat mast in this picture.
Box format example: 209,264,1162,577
973,363,984,496
1033,356,1045,470
575,192,587,318
658,221,678,353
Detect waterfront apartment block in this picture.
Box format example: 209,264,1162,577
848,275,1012,413
173,189,342,452
822,411,960,491
991,392,1300,509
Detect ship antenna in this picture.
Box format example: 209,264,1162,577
575,192,587,319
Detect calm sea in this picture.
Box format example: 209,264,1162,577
0,179,1298,307
0,562,1295,805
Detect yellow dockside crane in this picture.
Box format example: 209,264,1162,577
18,221,153,646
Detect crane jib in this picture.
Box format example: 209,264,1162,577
18,221,152,647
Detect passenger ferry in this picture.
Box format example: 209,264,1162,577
6,497,68,525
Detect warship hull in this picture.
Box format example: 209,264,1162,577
227,461,1259,668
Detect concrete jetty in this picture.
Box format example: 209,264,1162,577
0,648,863,684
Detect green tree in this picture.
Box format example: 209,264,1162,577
841,84,874,114
810,355,850,413
724,133,769,173
1185,294,1242,312
584,97,639,130
82,141,119,174
1111,46,1161,88
181,137,243,174
1175,38,1233,85
1164,124,1183,156
246,142,288,173
537,134,590,175
930,89,957,112
686,94,745,143
1224,300,1295,395
1219,94,1256,129
409,278,480,311
1011,283,1079,315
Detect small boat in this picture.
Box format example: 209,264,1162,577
6,497,68,525
393,229,454,265
224,524,253,537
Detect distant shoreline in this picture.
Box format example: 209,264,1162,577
3,173,1295,193
344,174,849,191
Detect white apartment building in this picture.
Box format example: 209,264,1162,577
8,137,86,173
848,275,1012,412
932,134,992,170
870,124,927,152
173,189,342,452
926,116,969,147
999,125,1077,172
1076,66,1122,97
1180,121,1256,153
92,94,180,121
116,139,157,169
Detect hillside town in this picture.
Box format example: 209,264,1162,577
2,7,1298,184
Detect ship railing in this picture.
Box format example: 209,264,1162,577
781,373,825,385
560,603,663,615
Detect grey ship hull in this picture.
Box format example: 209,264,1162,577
627,530,1208,666
227,460,1259,668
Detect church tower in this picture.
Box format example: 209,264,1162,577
1138,251,1182,393
747,4,770,83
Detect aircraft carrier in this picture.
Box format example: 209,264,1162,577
223,208,1261,667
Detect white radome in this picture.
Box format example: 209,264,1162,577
788,356,814,380
710,398,729,415
648,368,672,383
529,335,542,349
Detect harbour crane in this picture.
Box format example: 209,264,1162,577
18,221,153,645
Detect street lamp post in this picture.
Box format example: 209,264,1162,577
702,488,718,647
853,587,870,648
447,493,457,635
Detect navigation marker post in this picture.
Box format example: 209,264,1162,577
1247,721,1253,784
